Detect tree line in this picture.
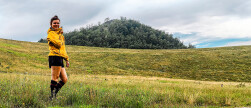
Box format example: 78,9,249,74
39,17,195,49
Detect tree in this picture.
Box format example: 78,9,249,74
188,43,196,49
38,38,47,43
104,17,110,23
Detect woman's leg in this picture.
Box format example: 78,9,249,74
55,68,68,95
51,66,62,82
59,68,68,83
50,66,61,99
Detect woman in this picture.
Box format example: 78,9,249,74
47,15,69,99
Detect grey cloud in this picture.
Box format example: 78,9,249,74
127,0,251,27
1,0,112,25
0,0,116,41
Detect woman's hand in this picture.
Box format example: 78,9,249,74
66,61,70,67
59,29,63,34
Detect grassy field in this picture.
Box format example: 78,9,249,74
0,38,250,82
0,73,250,107
0,38,250,107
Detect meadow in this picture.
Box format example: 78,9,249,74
0,38,250,107
0,73,250,107
0,39,250,82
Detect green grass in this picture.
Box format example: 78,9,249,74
0,38,250,82
0,73,250,107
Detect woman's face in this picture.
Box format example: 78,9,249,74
51,20,60,30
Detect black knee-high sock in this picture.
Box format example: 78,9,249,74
50,80,57,96
55,80,65,94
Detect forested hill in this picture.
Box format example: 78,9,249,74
39,17,195,49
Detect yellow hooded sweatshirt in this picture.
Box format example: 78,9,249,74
47,27,69,61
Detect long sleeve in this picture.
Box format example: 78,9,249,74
62,53,69,61
47,31,63,49
61,47,69,61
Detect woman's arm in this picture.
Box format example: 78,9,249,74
47,31,63,49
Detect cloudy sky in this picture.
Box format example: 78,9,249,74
1,0,251,48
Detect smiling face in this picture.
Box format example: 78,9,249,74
51,20,60,30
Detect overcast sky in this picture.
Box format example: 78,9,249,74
1,0,251,48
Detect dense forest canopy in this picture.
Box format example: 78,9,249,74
39,17,195,49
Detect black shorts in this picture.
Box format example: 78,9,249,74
49,56,64,68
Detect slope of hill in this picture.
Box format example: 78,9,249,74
0,38,250,82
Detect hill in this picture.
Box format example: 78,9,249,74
39,17,195,49
0,38,250,82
